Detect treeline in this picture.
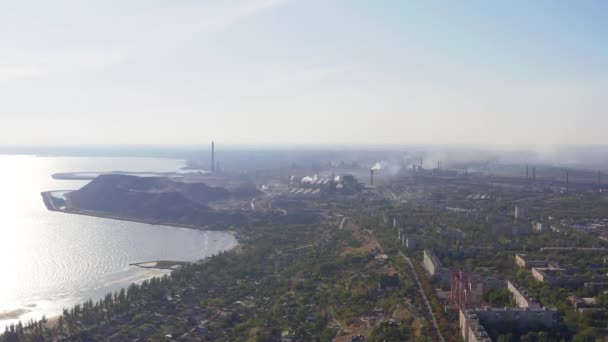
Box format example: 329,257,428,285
0,222,326,341
1,201,438,341
2,274,172,341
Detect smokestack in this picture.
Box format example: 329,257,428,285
288,175,291,191
370,169,374,185
211,141,215,172
598,171,602,191
566,170,569,193
532,167,536,180
526,164,529,179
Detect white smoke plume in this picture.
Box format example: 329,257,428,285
301,174,319,183
371,162,383,171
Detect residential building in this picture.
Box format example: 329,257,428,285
515,205,526,220
507,281,541,308
423,249,442,276
531,265,575,285
459,306,558,342
515,254,547,269
533,222,548,233
460,310,492,342
451,270,483,310
474,306,558,330
405,238,416,249
423,249,449,285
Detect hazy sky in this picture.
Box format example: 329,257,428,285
1,0,607,145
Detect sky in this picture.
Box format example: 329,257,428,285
1,0,607,146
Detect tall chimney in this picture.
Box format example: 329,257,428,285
370,169,374,185
526,164,529,179
566,170,569,193
598,171,602,191
211,141,215,172
532,167,536,180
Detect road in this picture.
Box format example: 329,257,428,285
399,251,445,342
368,228,444,342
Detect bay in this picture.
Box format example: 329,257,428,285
0,155,236,329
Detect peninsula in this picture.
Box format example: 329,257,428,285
42,174,259,229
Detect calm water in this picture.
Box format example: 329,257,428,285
0,156,237,328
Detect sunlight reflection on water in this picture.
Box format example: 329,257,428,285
0,156,236,328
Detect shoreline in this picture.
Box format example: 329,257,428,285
41,190,242,256
4,251,238,329
41,191,230,232
43,190,201,228
10,193,242,329
41,192,241,242
130,260,187,270
51,171,180,181
0,309,30,321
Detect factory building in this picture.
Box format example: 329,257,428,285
287,188,322,199
300,176,333,188
287,174,361,199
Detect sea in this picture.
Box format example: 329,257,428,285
0,155,237,329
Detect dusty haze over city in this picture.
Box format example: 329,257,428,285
3,2,608,342
2,0,607,146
